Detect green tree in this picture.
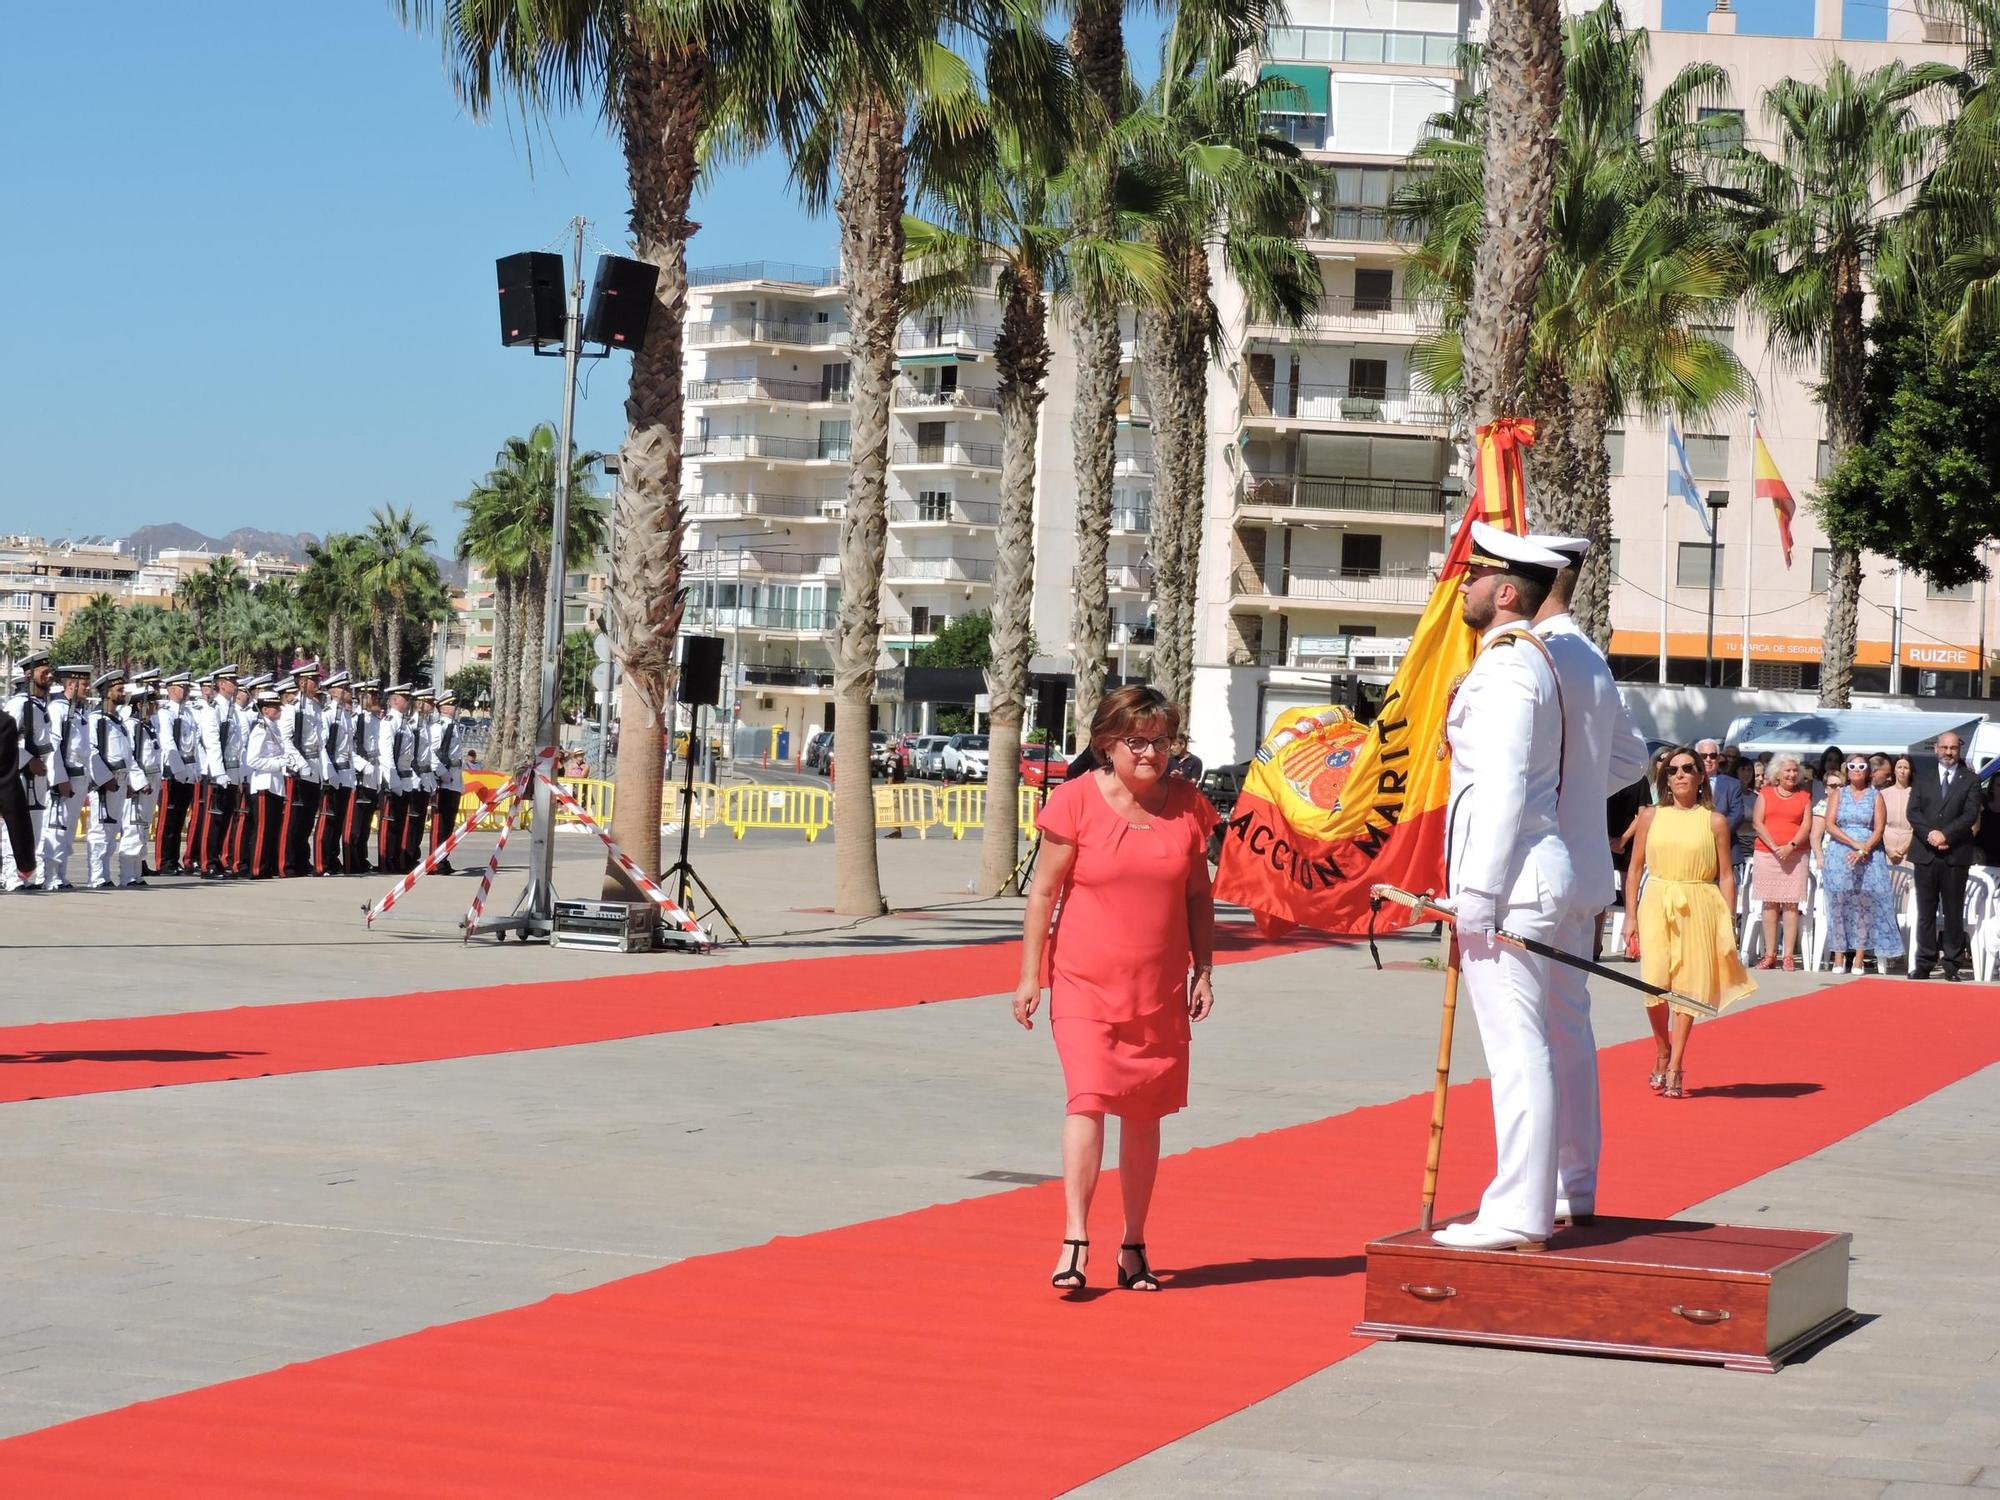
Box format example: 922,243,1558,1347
1402,5,1751,644
912,609,997,668
360,505,438,687
1732,56,1960,705
67,593,120,669
448,661,493,709
298,532,373,675
0,624,26,680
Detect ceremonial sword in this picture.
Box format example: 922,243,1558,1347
1368,883,1721,1020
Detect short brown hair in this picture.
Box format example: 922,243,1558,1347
1090,684,1180,761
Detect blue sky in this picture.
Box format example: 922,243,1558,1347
1,0,1877,549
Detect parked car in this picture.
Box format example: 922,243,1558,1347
803,728,833,773
942,733,991,780
1018,747,1071,787
909,735,951,777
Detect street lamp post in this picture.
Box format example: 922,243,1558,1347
1703,491,1729,688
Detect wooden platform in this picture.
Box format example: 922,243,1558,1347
1354,1217,1856,1372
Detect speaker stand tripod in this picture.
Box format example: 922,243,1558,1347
662,702,747,946
1002,735,1058,896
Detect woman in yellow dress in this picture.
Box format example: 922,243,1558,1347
1622,746,1758,1099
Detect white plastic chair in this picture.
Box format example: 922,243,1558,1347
1964,869,1997,982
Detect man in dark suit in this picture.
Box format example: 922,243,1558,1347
1907,730,1982,981
1697,738,1746,843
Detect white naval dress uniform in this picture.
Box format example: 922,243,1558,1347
121,704,164,885
1446,621,1575,1240
85,705,143,889
2,690,56,890
41,695,91,887
1537,612,1651,1210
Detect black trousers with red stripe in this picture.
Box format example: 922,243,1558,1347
248,789,284,879
378,789,409,874
344,785,377,873
316,784,350,874
400,789,431,874
199,781,238,873
281,776,322,877
430,788,462,867
156,777,197,871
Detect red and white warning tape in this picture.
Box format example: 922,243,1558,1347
460,800,519,939
538,773,707,938
364,751,549,926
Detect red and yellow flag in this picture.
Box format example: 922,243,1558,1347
1212,418,1535,935
1752,417,1796,568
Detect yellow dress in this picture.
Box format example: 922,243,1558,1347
1638,804,1757,1013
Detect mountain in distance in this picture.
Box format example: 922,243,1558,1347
125,522,320,562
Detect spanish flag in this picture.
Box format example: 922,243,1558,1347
1213,419,1535,935
1752,416,1796,568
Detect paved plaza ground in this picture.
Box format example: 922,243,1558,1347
1,828,1997,1496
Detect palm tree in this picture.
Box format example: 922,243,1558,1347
1732,57,1959,705
396,0,832,891
361,505,438,687
179,554,248,653
70,593,121,668
1130,11,1317,712
0,624,26,681
906,80,1168,894
1402,5,1752,645
1457,0,1566,427
457,425,607,768
299,533,373,676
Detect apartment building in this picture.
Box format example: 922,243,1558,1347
677,262,1157,740
0,535,147,649
1185,0,1983,763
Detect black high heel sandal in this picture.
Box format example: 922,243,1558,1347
1117,1242,1160,1292
1051,1238,1088,1290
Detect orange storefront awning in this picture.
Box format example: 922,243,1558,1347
1608,630,1985,672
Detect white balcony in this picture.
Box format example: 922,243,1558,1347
687,547,841,582
686,377,845,407
1230,563,1434,611
686,317,850,351
897,321,999,355
1240,384,1448,432
689,261,842,291
686,433,851,467
883,555,996,586
891,441,1002,471
1248,295,1441,343
1237,474,1447,522
888,496,999,528
683,492,845,524
893,381,1002,414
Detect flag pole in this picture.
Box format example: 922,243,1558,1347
1658,430,1671,685
1742,416,1755,683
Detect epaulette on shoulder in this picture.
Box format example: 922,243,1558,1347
1488,634,1519,647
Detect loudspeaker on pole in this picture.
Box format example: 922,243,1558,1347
678,635,724,707
584,255,661,351
496,251,565,348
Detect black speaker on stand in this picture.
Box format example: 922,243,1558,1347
496,251,566,348
584,255,661,351
665,635,745,944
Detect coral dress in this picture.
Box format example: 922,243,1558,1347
1638,804,1757,1014
1036,772,1218,1118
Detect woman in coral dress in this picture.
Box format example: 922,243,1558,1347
1624,747,1756,1099
1014,685,1218,1295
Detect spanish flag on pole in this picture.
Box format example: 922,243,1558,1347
1752,415,1796,568
1213,419,1536,935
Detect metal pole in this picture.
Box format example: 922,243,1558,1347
1980,545,1990,700
1702,494,1728,689
523,215,586,929
598,465,619,776
1889,566,1905,697
1657,495,1670,685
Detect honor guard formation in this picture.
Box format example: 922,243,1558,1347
0,652,467,893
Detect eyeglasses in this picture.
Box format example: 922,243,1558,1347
1119,735,1170,754
1701,752,1722,760
1667,762,1700,775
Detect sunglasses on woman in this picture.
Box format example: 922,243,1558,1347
1667,761,1700,775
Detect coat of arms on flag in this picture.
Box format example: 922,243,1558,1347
1213,418,1537,936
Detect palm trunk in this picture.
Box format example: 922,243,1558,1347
979,277,1051,896
828,86,905,917
1144,244,1212,717
1818,254,1868,708
517,556,546,759
490,571,516,766
385,606,403,687
604,39,703,891
1065,0,1125,739
1458,0,1563,426
1567,381,1615,648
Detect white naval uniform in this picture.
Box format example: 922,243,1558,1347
1446,621,1575,1240
2,690,56,889
41,694,92,887
85,705,144,889
120,705,164,885
1536,612,1651,1208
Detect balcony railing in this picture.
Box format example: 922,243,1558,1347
1238,475,1447,517
889,496,1000,526
686,377,839,405
884,555,997,583
1106,565,1153,592
883,612,951,638
1115,620,1157,646
740,664,836,688
686,433,851,463
1231,563,1435,606
893,382,1003,411
686,604,839,633
1111,505,1153,533
1302,206,1401,244
687,317,850,348
1250,296,1441,342
1285,633,1413,668
688,547,840,579
892,442,1002,469
689,261,841,288
683,492,844,521
1242,384,1448,428
897,321,1000,352
1113,448,1154,476
1263,25,1460,67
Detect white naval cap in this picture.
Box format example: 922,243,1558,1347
1526,532,1591,564
1467,522,1567,581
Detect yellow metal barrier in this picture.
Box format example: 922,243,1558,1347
937,784,985,839
719,783,833,841
1017,784,1050,842
665,781,724,837
872,784,937,837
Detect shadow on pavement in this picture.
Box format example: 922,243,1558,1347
0,1049,267,1065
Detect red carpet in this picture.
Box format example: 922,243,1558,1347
7,978,1998,1496
0,926,1319,1105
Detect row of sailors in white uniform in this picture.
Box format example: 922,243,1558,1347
4,659,465,890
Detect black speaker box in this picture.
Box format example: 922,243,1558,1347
1034,678,1067,733
496,251,565,348
584,255,661,351
678,635,724,707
